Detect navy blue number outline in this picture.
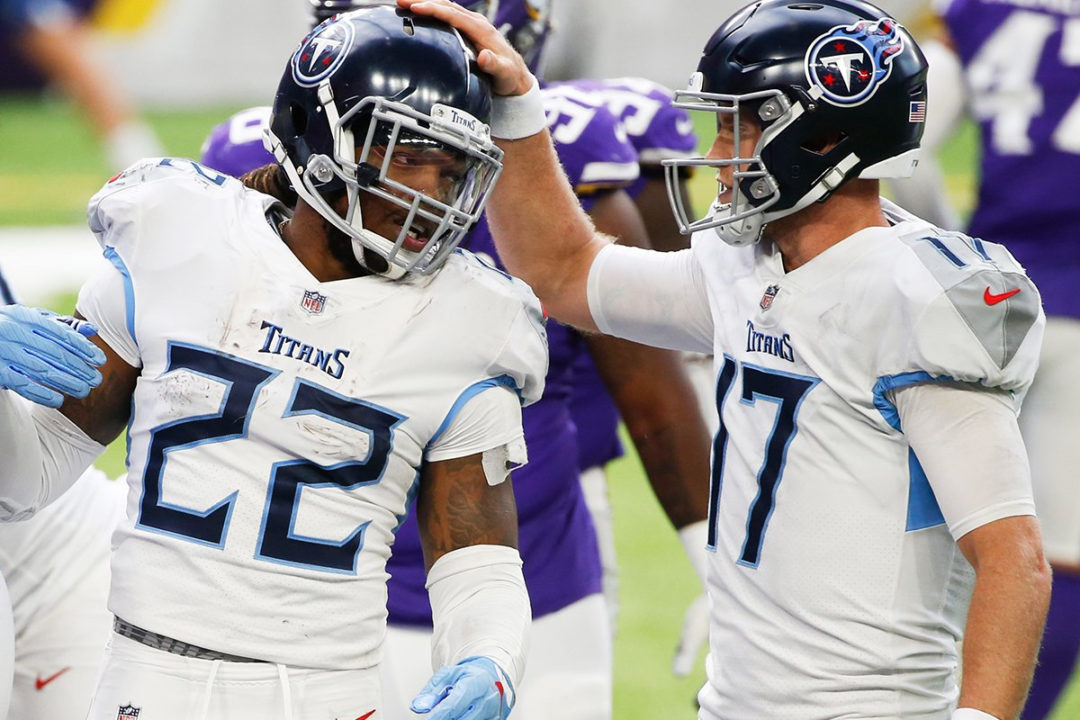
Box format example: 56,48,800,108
708,356,818,568
138,343,404,573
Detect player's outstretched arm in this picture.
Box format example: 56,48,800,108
398,0,610,331
583,188,711,676
0,306,129,517
414,453,529,720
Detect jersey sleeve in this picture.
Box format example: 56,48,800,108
587,243,713,354
87,157,235,256
875,228,1045,417
489,282,549,407
75,255,140,367
425,384,527,472
83,158,238,366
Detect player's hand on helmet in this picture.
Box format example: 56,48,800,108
672,590,709,677
396,0,534,97
0,305,105,408
411,656,515,720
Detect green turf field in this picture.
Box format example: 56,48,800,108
4,95,1078,719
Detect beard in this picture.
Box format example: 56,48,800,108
320,201,388,277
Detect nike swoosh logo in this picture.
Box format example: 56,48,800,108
35,667,70,690
984,286,1021,305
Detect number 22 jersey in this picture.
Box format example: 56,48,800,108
77,158,548,670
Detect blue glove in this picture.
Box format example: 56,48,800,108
410,656,515,720
0,305,106,408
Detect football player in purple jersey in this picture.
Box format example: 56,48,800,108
891,3,1080,718
539,77,714,676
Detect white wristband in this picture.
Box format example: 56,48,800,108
952,709,1000,720
490,77,546,140
678,519,710,585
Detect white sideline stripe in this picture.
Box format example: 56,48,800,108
0,227,104,305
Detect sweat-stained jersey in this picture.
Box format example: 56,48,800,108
588,202,1043,719
938,0,1080,318
77,158,547,670
384,85,641,625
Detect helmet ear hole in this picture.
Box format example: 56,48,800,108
291,103,309,136
801,129,846,155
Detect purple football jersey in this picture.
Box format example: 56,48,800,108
556,77,698,199
540,85,640,194
547,78,700,471
386,81,656,624
385,217,602,624
199,107,275,179
942,0,1080,318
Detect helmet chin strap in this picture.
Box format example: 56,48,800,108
712,151,862,247
709,200,766,247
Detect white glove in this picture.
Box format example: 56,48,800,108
672,520,710,677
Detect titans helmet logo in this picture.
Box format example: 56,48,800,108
804,18,905,107
292,18,355,87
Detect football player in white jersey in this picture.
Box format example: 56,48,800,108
401,0,1052,719
0,7,547,720
0,468,124,720
0,267,127,720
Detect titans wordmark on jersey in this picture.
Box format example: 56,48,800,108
79,158,547,669
690,202,1042,719
591,197,1042,718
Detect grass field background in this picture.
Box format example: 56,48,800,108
2,94,1077,719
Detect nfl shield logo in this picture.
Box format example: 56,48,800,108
760,284,780,311
301,290,327,315
117,705,140,720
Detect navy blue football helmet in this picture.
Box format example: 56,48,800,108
664,0,928,246
267,6,503,277
308,0,496,27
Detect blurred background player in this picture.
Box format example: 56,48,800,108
200,4,713,716
0,0,163,170
0,468,123,720
0,7,548,718
539,77,713,671
890,2,1080,718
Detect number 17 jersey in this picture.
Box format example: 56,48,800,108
588,203,1043,719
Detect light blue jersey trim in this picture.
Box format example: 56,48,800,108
103,245,137,347
872,371,955,431
906,451,946,531
427,375,519,450
872,371,951,531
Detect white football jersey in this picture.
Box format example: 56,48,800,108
589,202,1043,719
0,468,123,633
78,158,548,669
